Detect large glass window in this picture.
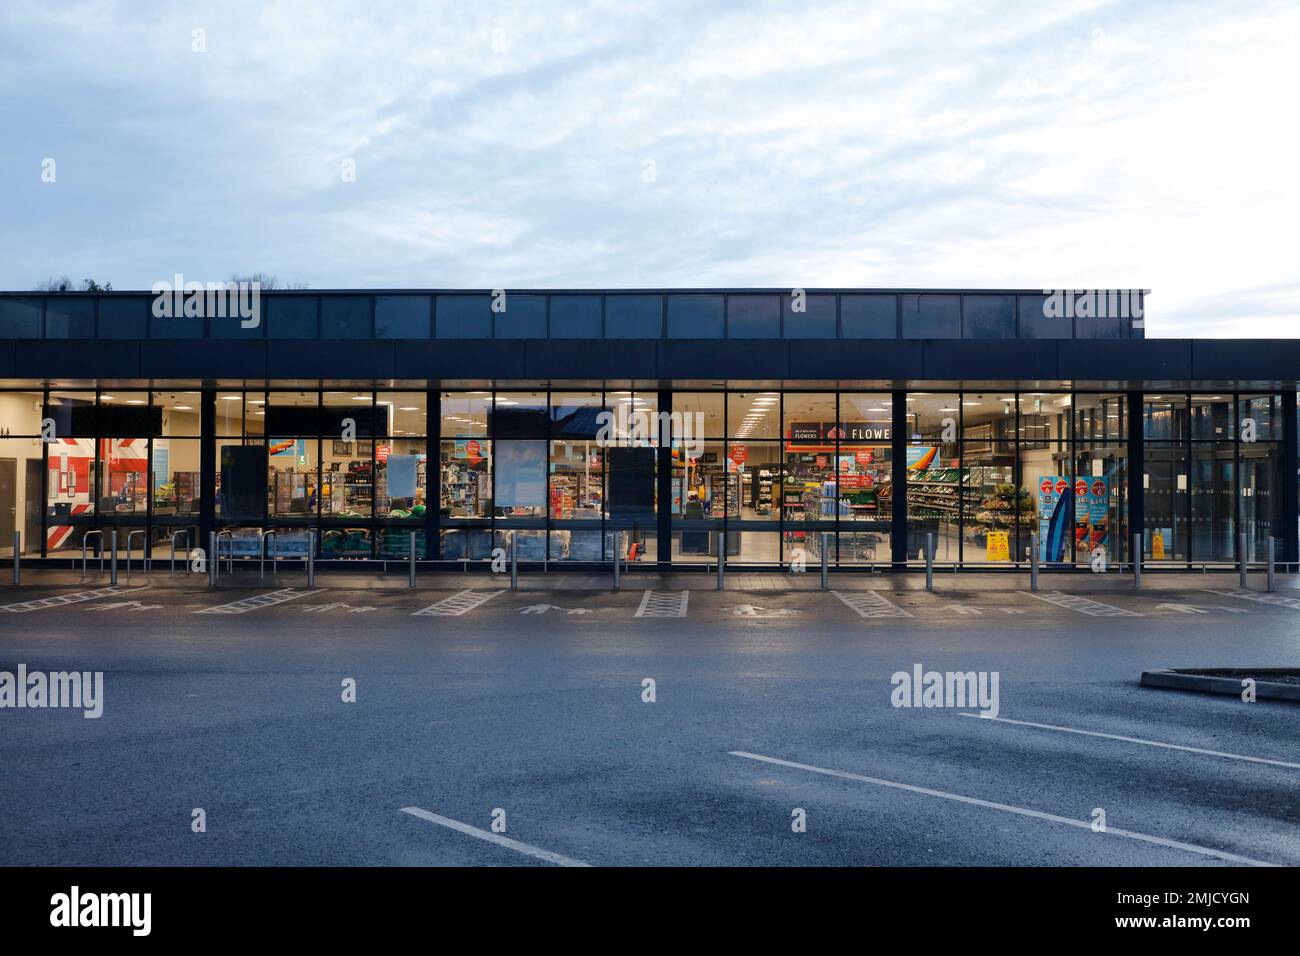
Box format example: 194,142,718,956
836,393,893,565
375,295,430,338
550,296,602,338
0,391,46,557
605,295,661,338
726,295,779,338
0,298,43,337
666,295,723,338
494,295,546,338
783,293,836,338
436,295,491,338
962,295,1015,339
321,296,371,338
97,297,149,339
266,295,318,338
840,295,895,338
44,298,94,338
1141,391,1284,565
901,294,960,338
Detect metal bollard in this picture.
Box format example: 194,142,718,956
820,531,829,590
509,532,518,590
409,531,417,588
1239,532,1248,589
108,530,118,585
307,530,316,587
716,531,725,590
12,531,19,585
1267,536,1276,593
925,532,935,592
1030,532,1039,591
612,531,621,591
208,531,218,588
1133,532,1142,589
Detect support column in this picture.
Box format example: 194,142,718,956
199,388,216,556
891,389,908,568
656,387,672,571
427,384,439,560
1282,390,1297,564
1127,391,1144,568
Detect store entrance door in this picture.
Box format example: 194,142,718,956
0,458,15,555
25,459,42,554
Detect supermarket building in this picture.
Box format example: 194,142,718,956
0,287,1295,572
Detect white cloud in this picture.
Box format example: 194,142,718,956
2,0,1298,335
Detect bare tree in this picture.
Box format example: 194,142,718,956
33,276,113,292
230,272,310,290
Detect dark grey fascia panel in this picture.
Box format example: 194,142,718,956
265,340,392,380
657,340,789,379
18,340,141,379
922,340,1058,381
1191,339,1300,381
142,340,266,380
788,340,924,379
1058,339,1192,382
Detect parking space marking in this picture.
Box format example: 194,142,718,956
411,589,505,617
196,588,325,615
399,807,590,867
960,714,1300,770
1022,591,1140,617
0,586,149,614
831,590,913,619
1204,588,1300,611
635,590,689,618
729,751,1277,867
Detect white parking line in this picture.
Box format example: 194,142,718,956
831,590,913,619
1203,588,1300,611
0,586,150,614
635,590,689,618
959,714,1300,770
399,807,591,867
729,750,1278,867
196,588,324,615
411,589,505,617
1022,591,1140,617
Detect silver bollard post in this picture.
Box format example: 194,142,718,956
925,532,935,592
1239,532,1248,589
1133,532,1142,589
409,531,417,588
307,530,316,587
12,531,19,585
716,531,725,590
1267,535,1276,593
820,531,829,590
1030,532,1039,591
109,530,118,585
510,532,518,590
612,531,621,591
208,531,217,589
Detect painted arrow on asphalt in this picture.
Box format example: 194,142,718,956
87,600,163,612
519,604,591,615
1155,603,1210,614
722,605,802,617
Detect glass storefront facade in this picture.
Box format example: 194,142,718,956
0,385,1291,569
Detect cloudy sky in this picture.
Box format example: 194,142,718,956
2,0,1297,336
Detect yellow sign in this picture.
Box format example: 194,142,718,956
986,531,1009,561
1152,529,1165,560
